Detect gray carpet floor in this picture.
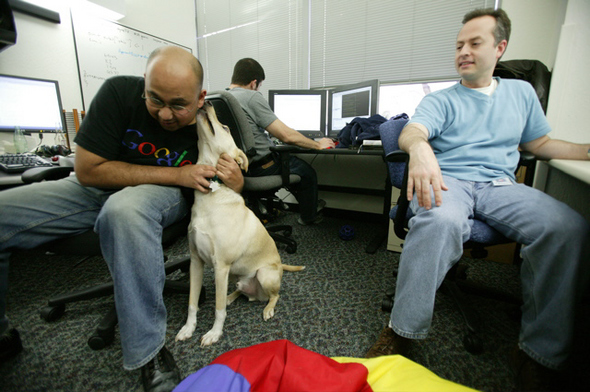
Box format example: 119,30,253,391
1,211,588,391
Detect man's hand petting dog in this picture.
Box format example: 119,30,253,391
175,153,242,194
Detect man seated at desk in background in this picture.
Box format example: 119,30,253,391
227,58,335,225
0,46,244,392
365,8,590,392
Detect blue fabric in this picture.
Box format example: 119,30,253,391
379,113,409,188
174,364,250,392
409,78,551,182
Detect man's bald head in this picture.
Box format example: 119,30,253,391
146,46,204,88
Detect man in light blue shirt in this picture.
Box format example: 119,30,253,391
366,8,590,391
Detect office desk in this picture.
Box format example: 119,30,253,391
274,145,391,253
544,159,590,221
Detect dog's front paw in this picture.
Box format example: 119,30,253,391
175,323,196,341
200,329,222,346
263,305,275,320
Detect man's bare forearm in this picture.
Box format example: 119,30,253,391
521,136,590,161
399,122,431,154
76,160,185,189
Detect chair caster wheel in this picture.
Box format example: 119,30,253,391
286,245,297,254
385,286,396,298
381,295,393,312
463,333,483,354
40,303,65,322
88,329,115,350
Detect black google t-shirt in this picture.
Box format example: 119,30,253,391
75,76,199,169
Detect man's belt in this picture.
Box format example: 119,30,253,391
250,153,276,170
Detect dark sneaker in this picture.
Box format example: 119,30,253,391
297,199,327,225
365,327,411,358
297,214,324,225
141,346,181,392
0,328,23,362
512,347,560,391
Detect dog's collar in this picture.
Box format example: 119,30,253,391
208,175,222,192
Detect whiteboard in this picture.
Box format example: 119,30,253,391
71,12,191,109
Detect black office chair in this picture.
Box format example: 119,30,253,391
20,167,204,350
378,59,548,354
205,90,300,254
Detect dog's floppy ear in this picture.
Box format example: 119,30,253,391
234,148,249,172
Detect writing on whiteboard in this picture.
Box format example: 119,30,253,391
72,12,191,109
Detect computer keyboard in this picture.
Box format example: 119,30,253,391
0,153,53,173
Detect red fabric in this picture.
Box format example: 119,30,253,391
210,340,373,392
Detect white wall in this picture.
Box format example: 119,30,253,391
501,0,567,69
544,0,590,143
537,0,590,220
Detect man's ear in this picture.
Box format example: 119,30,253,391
247,80,258,91
197,89,207,108
496,39,508,59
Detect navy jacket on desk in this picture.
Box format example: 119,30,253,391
336,114,387,148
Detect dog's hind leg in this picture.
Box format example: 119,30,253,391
176,240,205,342
201,265,231,346
256,266,282,320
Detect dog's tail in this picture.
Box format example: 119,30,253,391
282,264,305,272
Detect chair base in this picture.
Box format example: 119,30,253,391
266,225,297,254
39,255,205,350
247,195,298,254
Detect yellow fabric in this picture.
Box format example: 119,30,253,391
332,355,479,392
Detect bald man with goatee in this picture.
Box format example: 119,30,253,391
0,46,244,392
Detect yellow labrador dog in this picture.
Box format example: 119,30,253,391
176,101,304,346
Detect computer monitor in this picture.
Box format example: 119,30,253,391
268,89,327,139
0,74,65,133
378,80,458,119
327,79,379,137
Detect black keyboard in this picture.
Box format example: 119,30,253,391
0,153,53,173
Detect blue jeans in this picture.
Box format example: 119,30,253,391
0,176,189,370
248,155,319,223
391,175,590,370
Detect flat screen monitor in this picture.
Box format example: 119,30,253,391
0,74,65,133
327,79,379,137
268,89,327,139
378,80,457,119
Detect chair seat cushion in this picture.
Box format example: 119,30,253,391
244,174,301,192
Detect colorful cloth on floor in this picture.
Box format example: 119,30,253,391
173,339,477,392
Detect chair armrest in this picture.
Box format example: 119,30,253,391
384,149,411,240
518,151,537,186
269,145,303,153
270,145,298,186
21,166,74,184
385,149,409,163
